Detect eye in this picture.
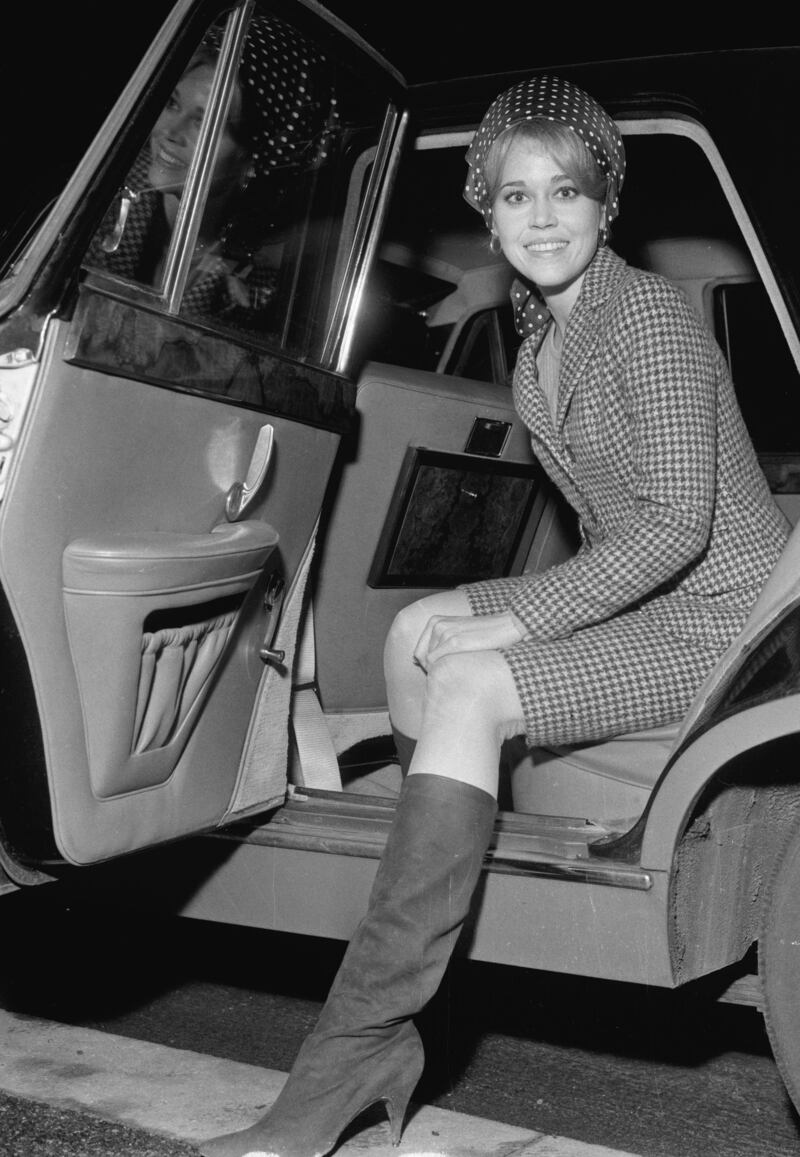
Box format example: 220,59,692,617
554,185,580,200
502,189,527,205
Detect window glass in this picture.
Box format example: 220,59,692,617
714,282,800,460
448,310,496,382
83,3,385,365
353,145,511,375
351,255,455,371
617,133,800,480
447,309,502,383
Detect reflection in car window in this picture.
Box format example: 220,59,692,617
83,4,383,365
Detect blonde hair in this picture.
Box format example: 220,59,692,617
484,118,607,212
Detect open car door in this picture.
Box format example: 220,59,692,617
0,0,404,873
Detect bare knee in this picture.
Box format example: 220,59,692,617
384,590,472,670
423,652,525,744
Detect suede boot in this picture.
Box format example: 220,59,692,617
391,726,417,778
200,772,497,1157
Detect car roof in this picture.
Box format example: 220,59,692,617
320,4,796,85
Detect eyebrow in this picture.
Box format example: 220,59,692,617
500,171,573,189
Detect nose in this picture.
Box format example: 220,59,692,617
527,195,556,229
161,110,190,146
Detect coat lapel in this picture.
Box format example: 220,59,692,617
555,246,629,430
511,246,631,463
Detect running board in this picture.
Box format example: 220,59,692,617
218,788,653,892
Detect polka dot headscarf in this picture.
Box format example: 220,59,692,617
464,74,625,228
204,13,340,176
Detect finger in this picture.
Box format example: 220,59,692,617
413,614,443,670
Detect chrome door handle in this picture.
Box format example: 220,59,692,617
225,424,274,522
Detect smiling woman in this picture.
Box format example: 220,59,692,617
147,54,249,228
84,27,267,322
83,9,341,333
199,72,793,1157
490,138,603,329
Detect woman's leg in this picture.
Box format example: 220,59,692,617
383,588,473,741
385,589,525,794
201,774,499,1157
410,648,526,796
201,633,525,1157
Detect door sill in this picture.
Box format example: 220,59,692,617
216,788,653,891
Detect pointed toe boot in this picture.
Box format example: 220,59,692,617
199,773,496,1157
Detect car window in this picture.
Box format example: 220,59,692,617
444,303,522,384
350,144,511,376
82,2,386,367
713,280,800,491
616,130,800,493
447,308,505,383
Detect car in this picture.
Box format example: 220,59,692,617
2,0,800,1122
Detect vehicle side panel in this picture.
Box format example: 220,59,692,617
162,839,674,985
0,318,339,865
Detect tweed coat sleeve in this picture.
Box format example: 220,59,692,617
508,273,719,639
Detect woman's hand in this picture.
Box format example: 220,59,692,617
413,611,527,671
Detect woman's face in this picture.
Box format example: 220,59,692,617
148,64,246,194
491,138,603,307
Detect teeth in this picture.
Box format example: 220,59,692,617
525,241,567,252
155,147,185,167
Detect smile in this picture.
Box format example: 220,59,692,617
524,241,568,252
153,144,187,169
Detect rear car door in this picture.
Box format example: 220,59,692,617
0,0,403,872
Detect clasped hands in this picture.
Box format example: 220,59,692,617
413,611,527,672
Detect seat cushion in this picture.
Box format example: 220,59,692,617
508,722,680,824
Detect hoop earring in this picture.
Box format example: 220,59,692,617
489,234,502,256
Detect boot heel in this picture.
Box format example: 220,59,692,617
385,1088,413,1147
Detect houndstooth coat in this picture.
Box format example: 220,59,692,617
466,245,790,747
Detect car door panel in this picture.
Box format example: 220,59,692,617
313,362,544,714
0,0,406,869
0,313,342,865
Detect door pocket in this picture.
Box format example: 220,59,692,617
134,604,239,753
62,522,278,798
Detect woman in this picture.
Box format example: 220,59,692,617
88,14,339,327
201,75,789,1157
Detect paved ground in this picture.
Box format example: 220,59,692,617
2,885,799,1156
0,1009,639,1156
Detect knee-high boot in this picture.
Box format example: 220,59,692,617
391,725,417,778
200,772,497,1157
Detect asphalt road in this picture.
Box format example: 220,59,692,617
2,882,799,1156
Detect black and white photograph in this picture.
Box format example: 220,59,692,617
0,6,799,1155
